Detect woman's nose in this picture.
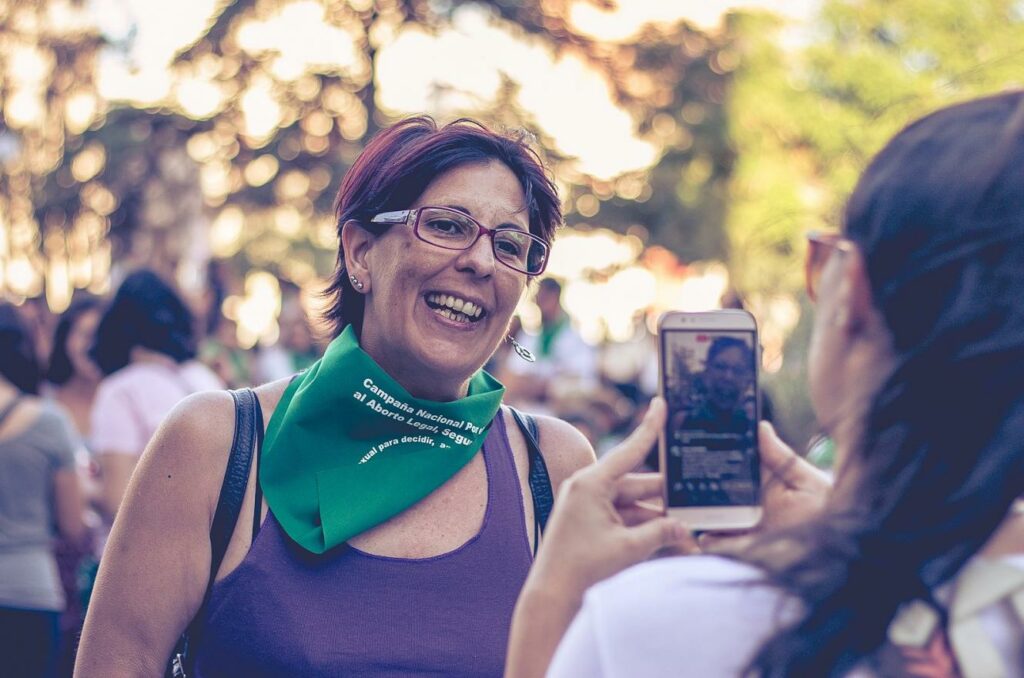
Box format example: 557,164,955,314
453,233,497,276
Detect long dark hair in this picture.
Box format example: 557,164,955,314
0,303,42,395
47,294,103,385
324,116,562,338
90,269,198,376
749,92,1024,675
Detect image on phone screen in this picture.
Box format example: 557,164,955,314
662,330,760,508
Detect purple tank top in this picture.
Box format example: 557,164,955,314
194,411,533,677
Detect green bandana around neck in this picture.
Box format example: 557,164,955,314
260,325,505,554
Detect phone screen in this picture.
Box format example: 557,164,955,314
662,328,760,508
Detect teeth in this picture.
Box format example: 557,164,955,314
438,308,471,323
427,293,484,319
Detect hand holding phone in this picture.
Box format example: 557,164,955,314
658,310,762,530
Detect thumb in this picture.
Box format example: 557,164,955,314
758,421,799,485
626,517,691,559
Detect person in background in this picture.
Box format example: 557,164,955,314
198,260,251,389
0,303,86,678
253,286,321,383
88,269,223,526
47,295,104,441
199,315,251,390
500,277,597,411
507,91,1024,677
44,294,105,675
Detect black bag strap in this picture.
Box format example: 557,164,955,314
251,396,265,540
509,407,552,556
0,395,23,429
170,388,259,677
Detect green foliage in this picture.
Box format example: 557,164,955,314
725,0,1024,447
727,0,1024,301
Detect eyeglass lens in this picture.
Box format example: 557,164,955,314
416,207,547,274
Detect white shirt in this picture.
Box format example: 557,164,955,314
505,323,597,387
90,360,223,456
548,556,803,677
548,554,1024,677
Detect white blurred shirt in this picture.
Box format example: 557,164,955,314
548,554,1024,677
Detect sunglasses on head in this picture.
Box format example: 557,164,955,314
805,231,855,302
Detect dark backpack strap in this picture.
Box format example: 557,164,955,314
251,393,265,540
171,388,258,677
509,407,552,556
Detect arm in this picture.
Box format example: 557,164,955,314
94,452,136,521
90,382,146,521
53,468,86,547
75,391,235,678
506,399,693,678
47,404,87,547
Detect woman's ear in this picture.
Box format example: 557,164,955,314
341,220,374,293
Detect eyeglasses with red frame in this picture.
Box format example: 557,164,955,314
805,231,854,302
370,206,550,276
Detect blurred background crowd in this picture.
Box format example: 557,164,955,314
2,0,1023,674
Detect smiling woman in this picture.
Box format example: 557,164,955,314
74,117,595,678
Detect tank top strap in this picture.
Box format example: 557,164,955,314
476,408,531,546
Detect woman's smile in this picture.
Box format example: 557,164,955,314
424,291,488,325
354,160,531,397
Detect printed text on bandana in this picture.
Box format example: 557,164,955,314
355,378,485,463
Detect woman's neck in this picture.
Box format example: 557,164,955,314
387,367,471,402
60,373,99,395
130,347,179,368
358,335,473,402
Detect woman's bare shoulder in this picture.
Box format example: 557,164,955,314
157,377,293,470
531,413,597,491
143,390,237,483
253,376,294,421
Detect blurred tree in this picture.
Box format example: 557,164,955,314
725,0,1024,448
727,0,1024,301
0,0,107,310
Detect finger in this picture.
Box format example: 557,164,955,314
654,532,701,557
624,515,690,559
618,503,664,527
597,398,666,480
614,473,664,505
759,422,830,491
758,422,799,485
697,530,756,555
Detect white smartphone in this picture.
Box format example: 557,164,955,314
658,310,762,530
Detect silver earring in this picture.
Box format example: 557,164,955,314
508,335,536,362
349,275,364,291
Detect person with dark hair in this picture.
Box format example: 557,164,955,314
670,335,758,506
0,303,86,678
76,117,594,676
44,294,104,673
87,269,222,525
506,91,1024,677
500,277,598,411
686,336,755,433
47,295,104,440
